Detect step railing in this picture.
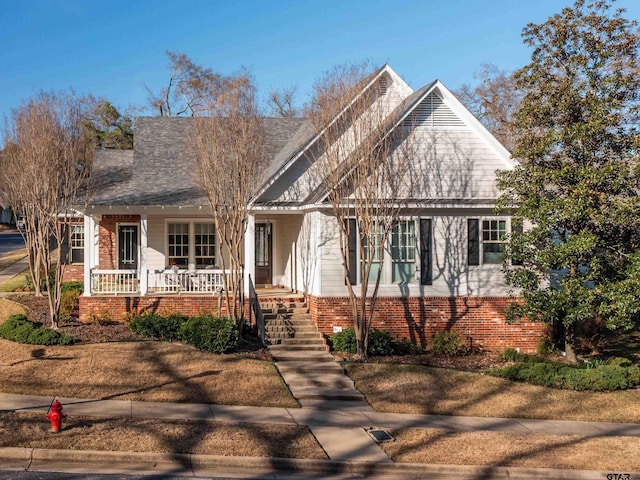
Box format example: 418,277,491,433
248,274,265,346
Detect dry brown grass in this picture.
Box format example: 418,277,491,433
383,428,640,471
346,363,640,423
0,340,298,408
0,412,326,459
0,298,27,322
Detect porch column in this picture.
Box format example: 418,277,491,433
140,213,148,296
83,214,94,296
244,213,255,293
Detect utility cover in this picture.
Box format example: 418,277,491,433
366,428,394,443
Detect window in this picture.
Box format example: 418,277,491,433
195,223,216,268
482,219,507,264
167,221,216,269
391,220,416,283
69,224,84,264
348,219,422,284
168,223,189,267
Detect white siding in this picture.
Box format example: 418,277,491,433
146,215,166,270
317,212,511,298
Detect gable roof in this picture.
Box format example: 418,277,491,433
89,116,307,207
251,64,412,204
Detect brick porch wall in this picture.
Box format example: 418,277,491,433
62,265,83,283
305,295,544,354
79,295,222,321
99,215,140,269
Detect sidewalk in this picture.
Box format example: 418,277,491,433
1,392,638,479
0,253,29,286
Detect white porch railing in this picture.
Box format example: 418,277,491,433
90,269,228,295
148,269,227,295
91,270,139,295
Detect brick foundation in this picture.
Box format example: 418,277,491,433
305,295,543,353
62,265,84,283
79,295,226,322
79,293,544,353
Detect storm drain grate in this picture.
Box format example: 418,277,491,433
365,427,394,443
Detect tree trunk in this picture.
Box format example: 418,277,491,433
564,325,578,364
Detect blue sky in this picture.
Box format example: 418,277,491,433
1,0,639,120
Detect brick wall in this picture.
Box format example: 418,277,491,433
98,215,140,269
79,295,221,321
62,265,83,283
305,295,544,353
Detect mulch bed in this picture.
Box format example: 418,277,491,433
6,293,516,369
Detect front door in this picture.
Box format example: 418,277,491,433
255,222,272,285
118,225,139,270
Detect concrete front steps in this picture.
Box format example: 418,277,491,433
262,297,372,411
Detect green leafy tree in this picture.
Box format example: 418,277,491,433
84,100,134,149
498,0,640,363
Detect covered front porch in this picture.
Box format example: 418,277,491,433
81,208,312,298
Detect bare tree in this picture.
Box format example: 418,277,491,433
267,86,300,117
455,64,521,151
191,71,265,323
147,51,224,117
306,63,413,359
1,91,93,327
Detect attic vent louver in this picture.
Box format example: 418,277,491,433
403,92,465,128
377,76,388,95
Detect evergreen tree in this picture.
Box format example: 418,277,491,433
498,0,640,362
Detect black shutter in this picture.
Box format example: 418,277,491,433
60,224,70,265
467,219,480,266
420,219,432,285
347,219,357,285
511,223,523,266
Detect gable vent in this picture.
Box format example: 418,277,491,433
403,92,465,128
377,76,388,95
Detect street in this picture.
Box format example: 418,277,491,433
0,232,25,256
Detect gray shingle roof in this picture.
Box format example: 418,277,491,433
89,116,307,207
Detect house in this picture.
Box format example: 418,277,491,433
70,65,543,352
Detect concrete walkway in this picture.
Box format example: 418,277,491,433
2,391,639,477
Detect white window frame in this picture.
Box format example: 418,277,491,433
480,217,509,265
69,224,84,264
356,218,418,285
165,219,217,270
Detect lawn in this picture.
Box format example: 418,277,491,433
0,339,298,408
345,363,640,423
1,307,638,469
0,298,27,321
0,412,326,460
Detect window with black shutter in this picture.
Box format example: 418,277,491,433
467,219,480,266
420,219,432,285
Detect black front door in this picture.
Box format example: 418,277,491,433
118,225,138,270
255,222,272,285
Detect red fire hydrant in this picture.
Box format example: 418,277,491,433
46,400,66,432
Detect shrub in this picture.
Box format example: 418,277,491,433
179,315,238,353
489,360,640,391
368,329,395,356
329,328,422,356
393,338,424,355
329,328,357,353
431,331,464,356
0,314,75,346
60,289,81,319
129,312,186,341
61,281,83,294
